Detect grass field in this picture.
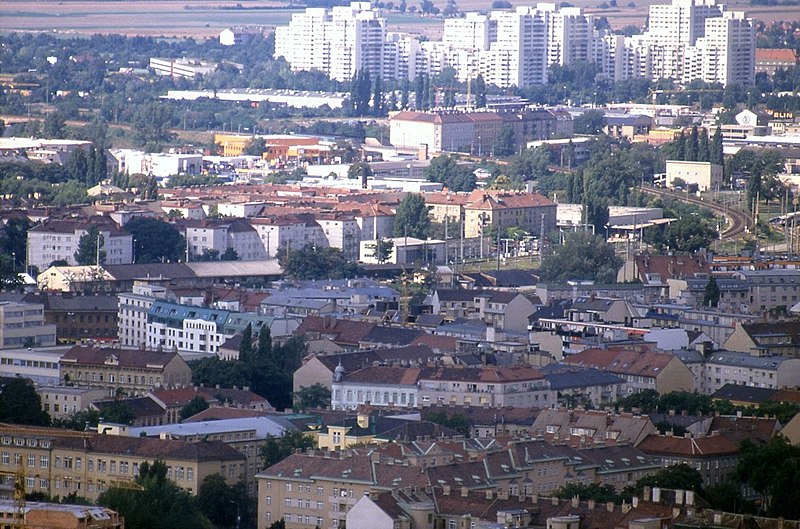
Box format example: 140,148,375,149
1,0,797,38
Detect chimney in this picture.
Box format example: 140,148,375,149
652,487,661,503
461,487,468,498
486,490,494,500
443,485,451,496
551,497,559,506
571,497,579,508
498,489,508,500
675,490,684,504
642,486,651,502
621,501,631,514
588,499,595,510
418,143,429,161
632,497,639,508
606,502,614,512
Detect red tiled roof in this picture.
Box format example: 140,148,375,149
637,434,738,457
756,48,798,63
564,347,674,377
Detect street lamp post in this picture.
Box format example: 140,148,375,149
230,500,241,529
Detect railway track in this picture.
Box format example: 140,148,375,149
641,185,750,240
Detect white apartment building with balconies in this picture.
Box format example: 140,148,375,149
273,0,753,89
27,218,133,272
0,301,57,349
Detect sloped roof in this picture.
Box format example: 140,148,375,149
60,346,182,370
755,48,798,62
53,434,244,462
637,434,738,457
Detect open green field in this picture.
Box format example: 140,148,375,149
1,0,796,39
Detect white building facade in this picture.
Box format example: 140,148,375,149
273,0,753,88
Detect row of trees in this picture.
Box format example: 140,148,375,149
190,327,307,411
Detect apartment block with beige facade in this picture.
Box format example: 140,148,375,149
417,366,550,408
36,387,108,421
58,346,192,398
0,424,244,503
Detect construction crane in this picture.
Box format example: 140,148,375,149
0,461,27,528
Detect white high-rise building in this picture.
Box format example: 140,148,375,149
646,0,722,45
481,7,549,88
541,4,599,67
689,11,755,86
274,2,387,82
443,12,491,51
272,0,753,89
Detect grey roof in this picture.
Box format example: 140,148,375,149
362,326,423,346
705,350,791,370
540,366,624,390
130,415,293,439
32,293,119,312
104,263,195,281
435,289,480,302
712,383,778,403
668,349,706,364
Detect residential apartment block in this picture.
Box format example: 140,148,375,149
274,0,753,88
27,218,133,272
59,345,192,397
0,301,57,349
0,424,244,502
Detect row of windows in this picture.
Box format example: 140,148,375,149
0,358,57,369
71,372,159,385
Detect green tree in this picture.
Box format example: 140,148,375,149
664,217,718,253
0,378,50,426
423,154,476,192
293,384,331,411
636,464,703,492
0,218,30,273
256,325,272,365
239,324,253,364
540,231,622,284
573,109,605,135
65,148,89,182
74,226,106,265
492,125,516,157
179,395,210,421
197,475,254,529
556,483,622,503
220,248,238,261
347,161,373,181
472,74,487,108
703,275,720,308
372,75,383,116
51,180,88,206
736,436,800,519
400,78,410,110
131,102,175,149
260,430,314,468
125,218,185,263
349,69,372,117
393,193,431,239
43,111,67,139
279,245,360,280
99,460,213,529
97,400,136,425
243,137,266,157
710,126,724,168
373,238,394,264
424,410,470,436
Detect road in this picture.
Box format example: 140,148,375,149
641,185,750,241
